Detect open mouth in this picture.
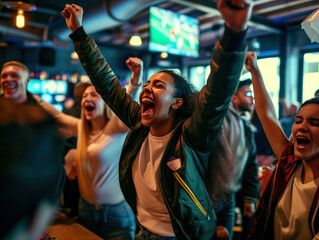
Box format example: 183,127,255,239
3,82,17,92
141,98,155,114
142,101,155,112
296,136,310,146
85,102,95,114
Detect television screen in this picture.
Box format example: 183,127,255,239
28,79,68,96
149,6,200,58
27,79,68,110
27,79,42,94
55,81,68,94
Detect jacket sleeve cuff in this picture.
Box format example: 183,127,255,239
69,26,88,42
244,196,257,203
220,25,247,52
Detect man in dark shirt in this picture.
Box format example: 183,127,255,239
0,61,66,202
215,79,260,240
0,97,64,239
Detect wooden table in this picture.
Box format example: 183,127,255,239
45,212,103,240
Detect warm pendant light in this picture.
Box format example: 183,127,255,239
129,34,142,46
3,1,37,28
16,9,25,28
160,52,168,59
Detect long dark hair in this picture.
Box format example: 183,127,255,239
158,69,195,124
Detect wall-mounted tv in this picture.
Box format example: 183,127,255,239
149,6,200,58
27,79,68,110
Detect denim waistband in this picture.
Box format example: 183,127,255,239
81,198,126,211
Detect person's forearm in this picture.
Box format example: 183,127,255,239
250,68,278,121
250,65,289,159
38,100,78,137
131,71,143,85
127,79,141,102
220,25,247,52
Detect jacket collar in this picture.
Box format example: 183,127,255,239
279,141,300,165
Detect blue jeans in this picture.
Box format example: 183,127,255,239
134,225,176,240
78,198,136,240
214,192,235,240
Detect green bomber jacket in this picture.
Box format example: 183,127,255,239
71,27,246,240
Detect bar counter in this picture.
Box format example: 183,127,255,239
45,212,103,240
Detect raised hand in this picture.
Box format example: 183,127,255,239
62,4,83,32
218,0,253,32
126,57,143,86
245,51,258,73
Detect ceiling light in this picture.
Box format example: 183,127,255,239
2,1,37,28
160,52,168,59
129,34,142,46
16,9,24,28
71,51,79,59
81,75,89,83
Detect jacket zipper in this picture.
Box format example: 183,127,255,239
173,171,208,218
159,170,190,239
